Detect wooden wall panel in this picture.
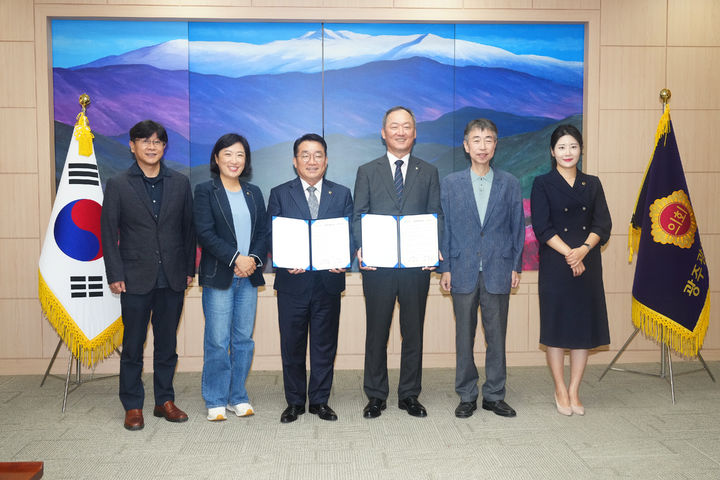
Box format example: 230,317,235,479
0,108,38,173
0,0,34,41
599,46,666,110
0,174,40,238
0,42,36,107
0,300,43,358
532,0,598,9
0,239,39,299
600,0,665,46
671,110,720,172
598,109,661,174
668,0,720,47
667,47,720,110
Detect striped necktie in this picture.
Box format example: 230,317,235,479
394,160,404,199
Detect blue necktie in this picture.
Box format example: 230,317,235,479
394,160,404,199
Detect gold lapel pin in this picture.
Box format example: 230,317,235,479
581,181,586,186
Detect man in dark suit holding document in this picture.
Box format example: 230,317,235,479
267,133,353,423
353,106,443,419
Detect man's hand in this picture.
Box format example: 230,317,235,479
440,272,451,292
357,248,376,271
109,281,126,294
329,268,347,274
511,270,520,289
287,268,306,275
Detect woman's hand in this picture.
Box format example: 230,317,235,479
234,255,257,277
571,260,585,277
565,246,588,268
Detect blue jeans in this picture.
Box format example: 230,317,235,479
201,277,258,408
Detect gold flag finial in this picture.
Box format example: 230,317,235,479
74,93,94,157
659,88,671,105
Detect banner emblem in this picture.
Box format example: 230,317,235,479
648,190,696,248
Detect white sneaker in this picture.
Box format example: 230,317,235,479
207,406,227,421
227,403,254,417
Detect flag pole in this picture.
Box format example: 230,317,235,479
599,89,714,403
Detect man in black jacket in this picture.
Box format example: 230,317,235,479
100,120,196,431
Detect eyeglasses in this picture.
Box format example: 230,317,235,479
138,139,165,148
297,152,325,162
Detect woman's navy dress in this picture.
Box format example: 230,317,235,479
530,169,612,349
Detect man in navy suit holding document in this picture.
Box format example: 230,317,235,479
353,106,443,419
267,133,353,423
439,119,525,419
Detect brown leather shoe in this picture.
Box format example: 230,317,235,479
124,409,144,430
153,400,188,423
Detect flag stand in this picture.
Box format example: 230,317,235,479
40,339,119,412
599,327,715,404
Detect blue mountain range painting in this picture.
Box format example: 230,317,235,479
51,22,586,270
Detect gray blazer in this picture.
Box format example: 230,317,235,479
352,155,443,250
438,167,525,295
100,164,196,295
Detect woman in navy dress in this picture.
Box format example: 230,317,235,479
530,125,611,416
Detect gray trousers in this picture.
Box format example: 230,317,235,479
452,272,509,403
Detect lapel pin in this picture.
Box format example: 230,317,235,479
582,181,586,186
328,190,332,195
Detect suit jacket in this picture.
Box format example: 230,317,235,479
194,176,267,289
101,163,196,295
352,155,443,251
530,169,611,248
267,177,354,296
438,167,525,295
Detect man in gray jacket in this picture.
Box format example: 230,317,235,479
439,118,525,419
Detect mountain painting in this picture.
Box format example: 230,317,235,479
51,20,586,271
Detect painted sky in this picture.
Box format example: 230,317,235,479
52,20,584,69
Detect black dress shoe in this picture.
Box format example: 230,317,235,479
481,399,516,417
398,396,427,418
363,398,386,419
454,400,477,418
309,403,338,421
280,404,305,423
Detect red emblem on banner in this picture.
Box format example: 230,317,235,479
648,190,696,248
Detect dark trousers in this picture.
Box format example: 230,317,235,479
452,272,509,402
119,288,185,410
361,268,430,400
277,276,341,406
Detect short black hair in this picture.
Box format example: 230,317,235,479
129,120,168,144
549,124,583,169
293,133,327,157
209,133,252,178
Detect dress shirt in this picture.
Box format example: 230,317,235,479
386,152,410,182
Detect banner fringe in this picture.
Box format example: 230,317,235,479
631,294,710,358
38,270,123,367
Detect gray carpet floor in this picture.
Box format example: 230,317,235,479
1,363,719,479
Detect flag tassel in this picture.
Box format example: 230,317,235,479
631,294,710,358
39,271,123,367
